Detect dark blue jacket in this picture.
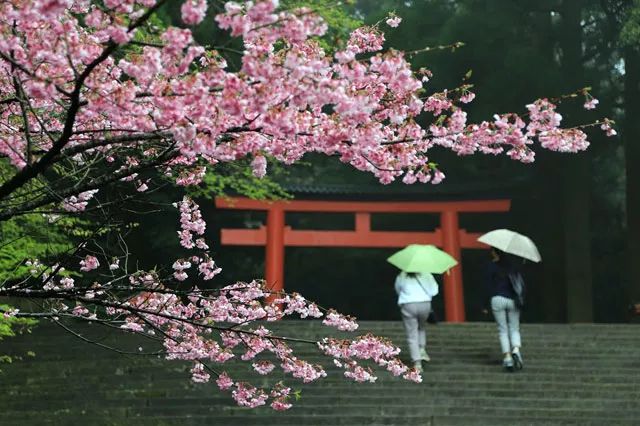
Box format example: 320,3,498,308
485,260,518,304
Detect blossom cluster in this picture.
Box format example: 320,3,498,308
26,247,417,411
0,0,613,199
175,196,206,249
319,334,422,384
62,190,99,213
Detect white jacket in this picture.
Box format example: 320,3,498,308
394,272,439,305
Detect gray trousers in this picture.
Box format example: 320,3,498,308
491,296,521,354
400,301,432,362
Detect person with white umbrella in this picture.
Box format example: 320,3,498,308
387,244,458,372
478,229,540,372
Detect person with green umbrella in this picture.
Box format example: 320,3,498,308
388,244,458,372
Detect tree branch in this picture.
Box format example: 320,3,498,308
59,131,172,158
0,0,168,202
4,289,319,345
0,147,178,221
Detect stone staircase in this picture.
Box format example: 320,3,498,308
1,321,640,425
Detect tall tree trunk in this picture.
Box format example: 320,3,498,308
532,3,567,322
560,0,594,322
624,46,640,306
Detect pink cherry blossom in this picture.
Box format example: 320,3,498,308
72,304,90,317
460,92,476,103
63,190,99,212
2,308,19,318
232,383,268,408
59,277,75,289
190,362,211,383
403,368,423,383
198,257,222,280
216,372,234,390
322,310,359,331
109,258,120,271
386,16,402,28
252,360,276,375
251,155,268,178
584,98,599,110
270,398,292,411
176,197,207,249
181,0,208,25
79,255,100,272
601,119,617,136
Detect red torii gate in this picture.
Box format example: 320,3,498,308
215,197,511,322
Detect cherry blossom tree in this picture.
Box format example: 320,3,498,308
0,0,613,410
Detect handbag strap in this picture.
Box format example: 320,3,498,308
412,275,431,298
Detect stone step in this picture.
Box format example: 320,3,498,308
7,351,636,364
5,346,639,359
3,385,640,402
5,327,638,344
0,414,637,426
6,339,637,350
6,338,638,349
1,409,639,425
7,328,638,341
4,377,639,396
2,358,639,378
2,369,639,387
3,394,640,410
2,321,639,425
2,355,637,369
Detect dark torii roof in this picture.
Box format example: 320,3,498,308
280,180,525,201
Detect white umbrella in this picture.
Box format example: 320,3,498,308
477,229,542,263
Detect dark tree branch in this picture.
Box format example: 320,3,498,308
52,317,163,356
5,291,319,345
12,76,33,165
59,132,172,158
0,147,178,221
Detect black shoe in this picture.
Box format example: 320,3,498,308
512,352,524,370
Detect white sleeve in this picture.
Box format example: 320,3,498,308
394,274,403,295
421,273,439,297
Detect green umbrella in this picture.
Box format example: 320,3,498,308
387,244,458,274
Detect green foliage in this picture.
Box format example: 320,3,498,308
0,160,84,351
0,215,69,282
282,0,362,52
0,304,37,368
0,305,36,342
187,162,291,201
621,0,640,46
0,214,85,284
161,0,361,56
132,13,169,45
0,159,96,284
